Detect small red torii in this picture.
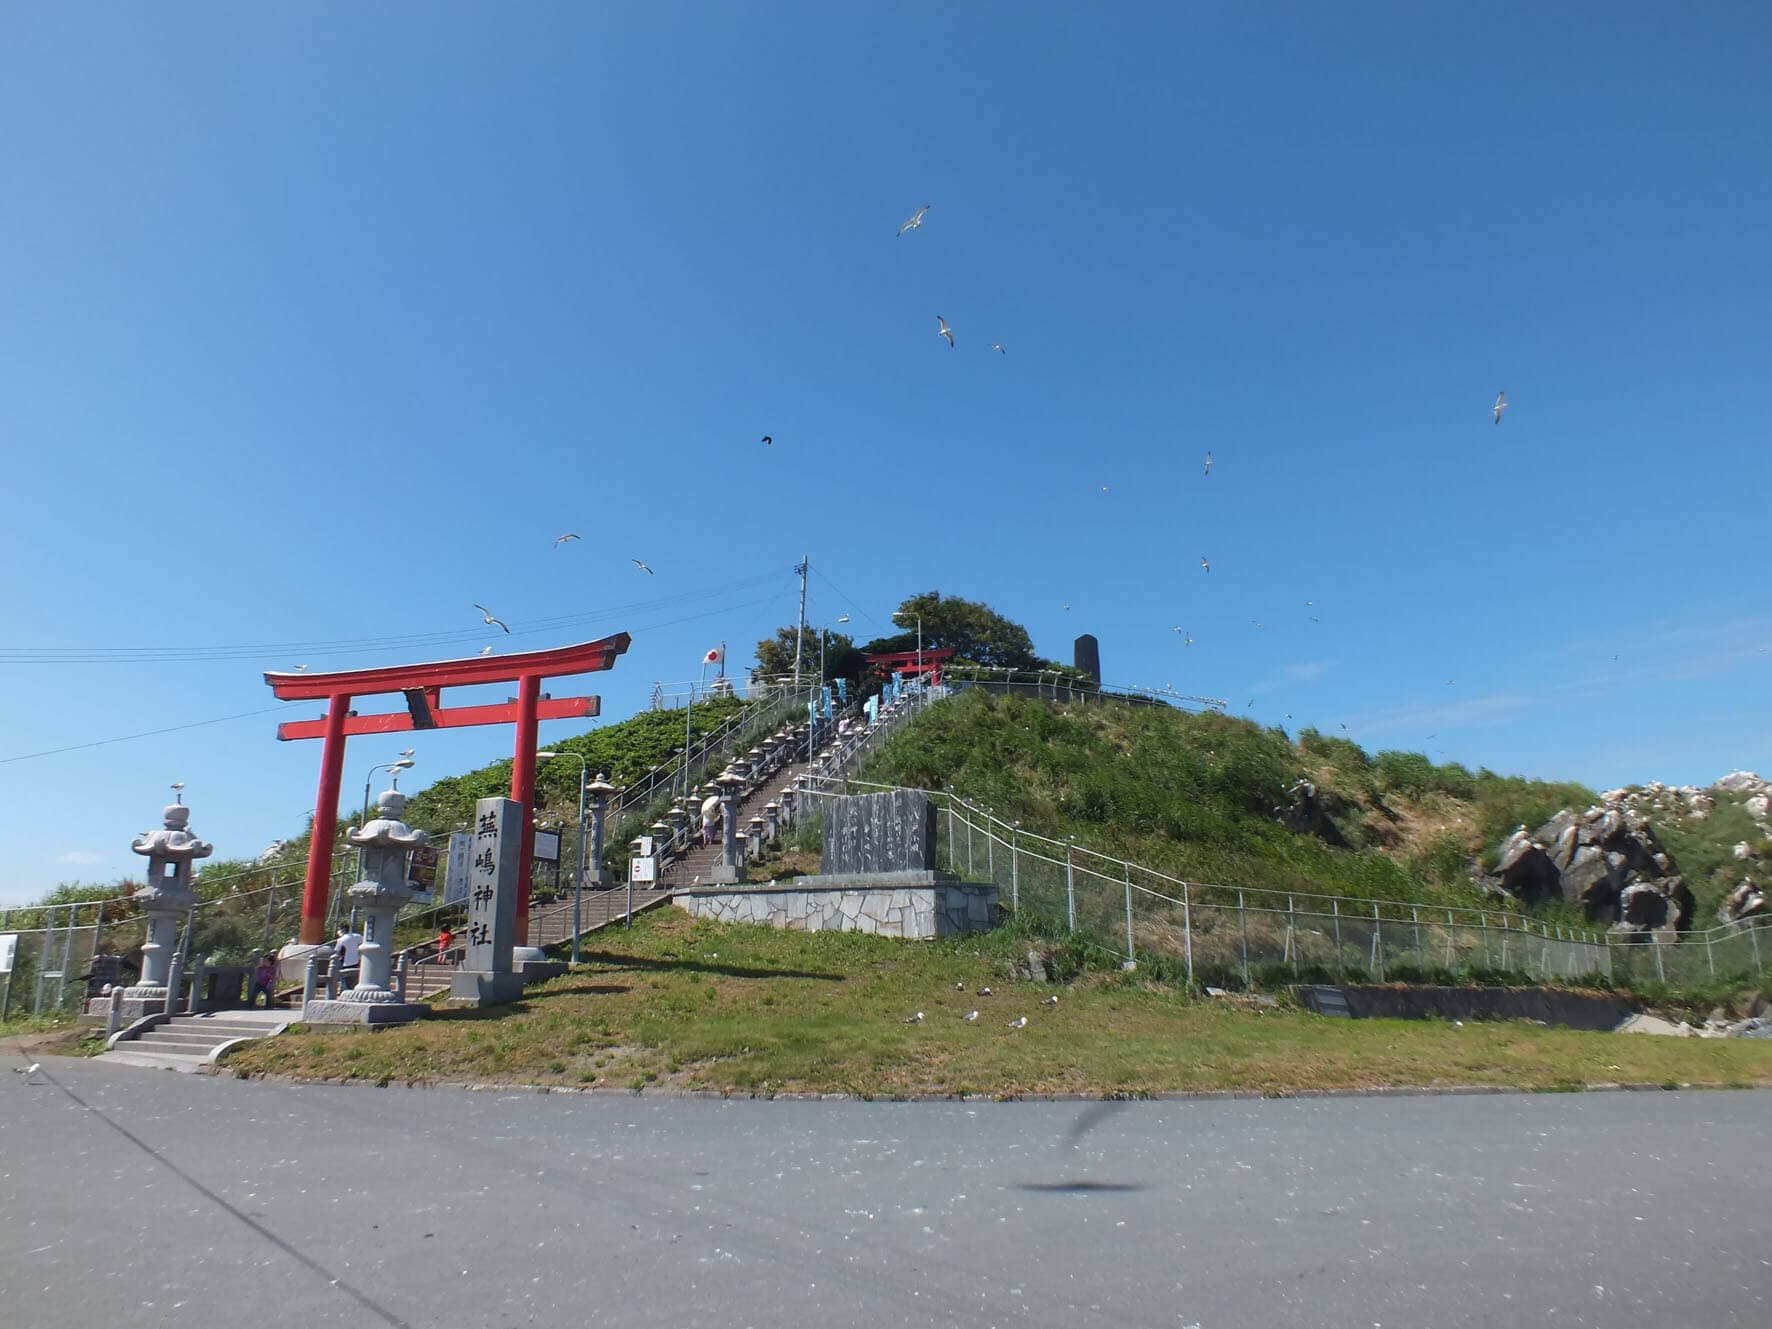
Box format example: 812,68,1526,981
862,648,954,683
265,634,630,946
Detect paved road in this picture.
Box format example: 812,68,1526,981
4,1060,1768,1328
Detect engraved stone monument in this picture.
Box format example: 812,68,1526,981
449,797,526,1005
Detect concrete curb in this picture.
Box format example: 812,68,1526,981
219,1069,1771,1100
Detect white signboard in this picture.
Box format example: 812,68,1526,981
0,934,16,974
532,829,562,863
443,832,472,906
630,857,657,884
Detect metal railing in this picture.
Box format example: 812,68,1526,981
797,761,1772,991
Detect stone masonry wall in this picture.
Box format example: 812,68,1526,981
676,879,997,938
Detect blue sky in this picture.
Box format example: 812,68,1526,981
3,4,1769,905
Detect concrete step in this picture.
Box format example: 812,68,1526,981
136,1033,236,1052
100,1049,212,1073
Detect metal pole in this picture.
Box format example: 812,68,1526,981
947,795,956,874
33,916,52,1016
1286,896,1297,976
986,813,994,883
1332,898,1344,981
1751,918,1762,972
262,884,278,953
1411,905,1422,971
1182,882,1194,990
55,904,75,1010
1238,890,1250,988
573,764,587,966
1653,933,1665,983
1010,824,1020,912
967,817,974,877
1065,837,1076,932
1706,930,1715,977
1122,863,1135,967
1446,910,1455,970
1370,902,1382,981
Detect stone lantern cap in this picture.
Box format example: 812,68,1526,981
132,802,215,864
348,789,429,850
587,773,618,797
716,768,746,789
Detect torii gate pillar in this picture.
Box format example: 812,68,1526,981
266,635,631,946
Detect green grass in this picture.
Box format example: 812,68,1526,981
859,689,1595,910
222,912,1772,1096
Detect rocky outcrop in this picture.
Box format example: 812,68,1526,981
1487,803,1690,935
1724,878,1767,922
1272,779,1349,848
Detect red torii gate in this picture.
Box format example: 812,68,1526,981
265,634,631,946
862,648,954,684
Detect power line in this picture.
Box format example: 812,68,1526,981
0,705,297,765
810,565,883,629
0,569,788,666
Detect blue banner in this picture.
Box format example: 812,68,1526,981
836,678,848,703
866,695,879,728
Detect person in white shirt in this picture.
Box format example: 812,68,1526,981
334,926,363,970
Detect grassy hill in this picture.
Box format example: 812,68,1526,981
862,688,1595,913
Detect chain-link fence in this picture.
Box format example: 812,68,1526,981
795,777,1772,991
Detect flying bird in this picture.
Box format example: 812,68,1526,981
478,646,494,657
553,533,580,547
989,342,1006,354
897,204,931,235
474,604,510,633
1204,450,1213,476
1425,733,1439,741
632,559,654,575
294,664,309,671
903,1011,924,1024
1493,391,1508,425
1184,632,1193,646
1445,678,1455,686
936,315,955,347
1310,616,1320,622
1061,603,1070,611
1200,556,1210,573
1041,995,1059,1007
962,1010,979,1022
1006,1015,1028,1029
761,435,772,446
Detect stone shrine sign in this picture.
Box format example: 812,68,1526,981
820,790,937,876
450,797,525,1005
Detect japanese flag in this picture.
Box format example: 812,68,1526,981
703,646,724,665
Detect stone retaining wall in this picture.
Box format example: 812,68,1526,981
675,873,997,938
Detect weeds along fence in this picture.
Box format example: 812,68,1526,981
797,777,1772,991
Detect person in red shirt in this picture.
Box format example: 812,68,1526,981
437,926,455,963
250,953,277,1008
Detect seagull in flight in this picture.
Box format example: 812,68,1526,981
294,664,309,671
553,533,580,547
903,1011,924,1024
1184,631,1193,646
632,559,654,575
1204,450,1213,476
761,435,773,445
474,604,510,633
936,315,955,347
989,342,1006,354
1425,733,1439,741
1445,678,1455,686
1200,556,1211,573
1493,390,1508,425
897,204,931,235
478,646,494,657
1061,602,1070,611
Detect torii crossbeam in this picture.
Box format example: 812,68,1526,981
266,634,631,946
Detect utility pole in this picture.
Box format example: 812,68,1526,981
791,556,808,689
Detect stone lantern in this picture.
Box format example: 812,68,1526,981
763,800,781,845
305,788,430,1024
585,773,618,886
123,794,213,1017
709,768,748,883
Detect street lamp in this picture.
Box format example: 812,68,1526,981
819,614,850,683
537,750,587,965
892,610,923,685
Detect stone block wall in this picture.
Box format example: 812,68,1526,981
676,876,997,938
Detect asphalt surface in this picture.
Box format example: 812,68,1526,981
3,1059,1768,1328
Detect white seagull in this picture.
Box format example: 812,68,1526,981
962,1010,979,1022
632,559,654,575
1041,995,1059,1007
903,1011,925,1024
14,1063,41,1083
898,204,931,236
478,646,494,657
1006,1015,1028,1029
978,986,993,997
955,982,966,991
1200,556,1211,574
1204,450,1213,476
989,342,1006,354
554,533,580,547
1493,390,1508,425
474,604,510,633
936,315,955,348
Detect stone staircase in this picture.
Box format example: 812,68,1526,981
101,1009,290,1072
